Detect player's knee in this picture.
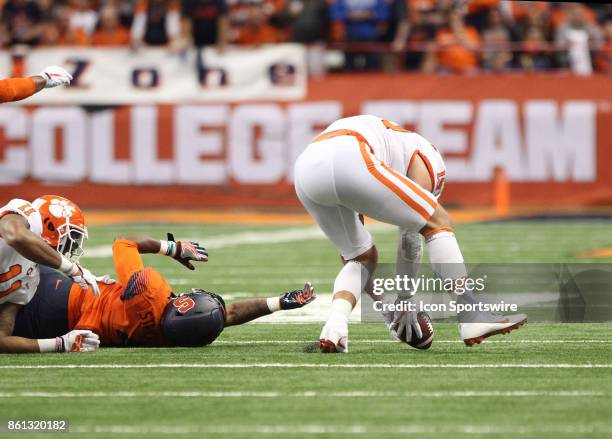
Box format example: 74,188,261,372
350,245,378,274
399,229,423,261
421,206,452,237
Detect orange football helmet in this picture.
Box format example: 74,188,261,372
31,195,88,262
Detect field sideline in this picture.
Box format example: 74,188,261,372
1,219,612,438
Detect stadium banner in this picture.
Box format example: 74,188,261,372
0,74,611,208
0,45,307,104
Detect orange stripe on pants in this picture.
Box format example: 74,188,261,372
358,141,434,222
312,129,437,221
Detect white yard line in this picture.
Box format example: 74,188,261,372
68,424,612,435
1,363,611,369
0,390,605,399
212,339,612,345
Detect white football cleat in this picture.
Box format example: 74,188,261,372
459,313,527,347
319,318,349,353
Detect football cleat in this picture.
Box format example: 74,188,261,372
459,313,527,347
319,318,349,353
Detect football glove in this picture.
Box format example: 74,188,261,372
279,282,316,310
69,265,103,296
40,66,72,88
95,274,116,285
165,233,208,270
57,330,100,352
388,305,422,342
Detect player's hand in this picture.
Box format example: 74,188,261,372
57,330,100,352
389,307,422,341
95,274,116,285
70,265,101,296
279,282,316,310
166,232,208,270
40,66,72,88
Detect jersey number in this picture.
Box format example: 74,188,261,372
0,264,22,298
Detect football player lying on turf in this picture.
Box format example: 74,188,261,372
5,234,315,352
0,196,101,354
294,115,526,352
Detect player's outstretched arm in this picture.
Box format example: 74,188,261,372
225,283,315,326
115,233,208,270
0,303,99,353
0,66,72,103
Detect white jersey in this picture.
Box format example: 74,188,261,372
323,115,446,197
0,199,42,305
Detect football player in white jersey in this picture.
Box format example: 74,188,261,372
0,196,100,353
294,115,526,352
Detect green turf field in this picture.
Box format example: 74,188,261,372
1,220,612,438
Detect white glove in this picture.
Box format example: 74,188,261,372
95,274,116,285
388,305,422,342
40,65,72,88
70,265,100,296
58,330,100,352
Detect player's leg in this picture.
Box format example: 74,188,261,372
295,178,375,353
380,229,424,341
320,244,378,353
295,140,378,352
422,206,527,346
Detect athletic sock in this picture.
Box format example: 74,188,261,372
327,261,368,322
426,230,480,319
333,260,366,303
327,298,354,324
425,230,467,281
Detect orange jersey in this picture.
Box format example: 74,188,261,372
67,239,173,346
0,77,37,103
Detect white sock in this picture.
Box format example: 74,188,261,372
328,261,368,322
328,298,354,323
426,231,467,280
333,261,366,303
426,230,478,313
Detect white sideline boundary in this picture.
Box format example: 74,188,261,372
68,424,612,435
1,363,611,369
0,390,605,398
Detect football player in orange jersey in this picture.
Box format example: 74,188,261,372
10,234,315,349
0,195,101,353
0,66,72,103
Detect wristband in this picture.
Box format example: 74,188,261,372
58,256,79,276
266,297,281,313
38,337,63,353
158,240,176,257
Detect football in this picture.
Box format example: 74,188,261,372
399,311,434,350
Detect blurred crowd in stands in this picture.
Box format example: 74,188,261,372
1,0,610,74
